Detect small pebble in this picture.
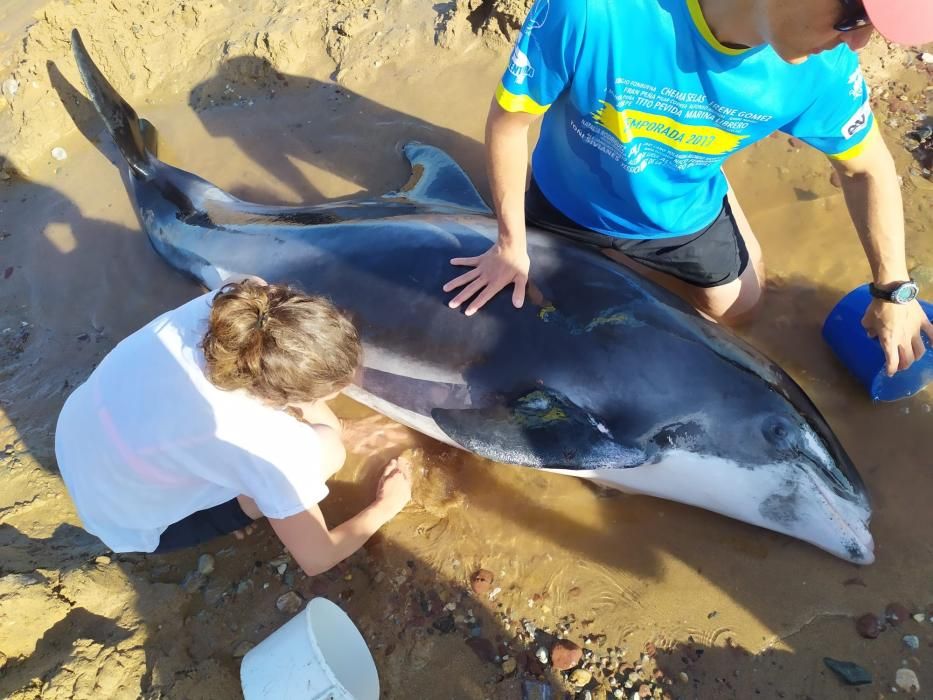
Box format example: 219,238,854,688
197,553,215,575
823,657,872,686
678,671,689,684
51,147,68,161
535,646,549,664
275,591,303,614
471,569,494,595
855,612,882,639
550,639,583,670
570,668,592,687
521,679,553,700
921,52,933,64
903,634,920,649
895,668,920,692
912,613,926,623
886,602,910,626
2,78,19,97
95,555,111,566
502,657,517,674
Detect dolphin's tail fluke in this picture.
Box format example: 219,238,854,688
70,29,154,179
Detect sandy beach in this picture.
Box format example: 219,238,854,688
1,1,932,698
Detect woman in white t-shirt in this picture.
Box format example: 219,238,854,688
55,278,411,576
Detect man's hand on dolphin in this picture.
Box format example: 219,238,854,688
444,242,530,316
862,299,933,377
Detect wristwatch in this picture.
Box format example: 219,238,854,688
868,279,919,304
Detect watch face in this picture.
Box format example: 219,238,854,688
893,282,919,304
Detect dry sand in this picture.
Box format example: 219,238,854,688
1,1,932,698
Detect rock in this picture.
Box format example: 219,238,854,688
432,614,456,634
912,613,926,623
903,634,920,649
521,679,553,700
197,553,215,575
502,657,517,674
678,672,689,684
95,555,111,566
51,147,68,161
885,602,910,626
1,78,18,98
465,637,497,663
570,668,593,687
470,568,494,595
550,639,582,670
921,52,933,64
855,612,882,638
895,668,920,693
823,657,872,685
232,640,254,658
275,591,303,614
535,646,549,664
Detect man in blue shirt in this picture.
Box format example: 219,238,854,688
444,0,933,377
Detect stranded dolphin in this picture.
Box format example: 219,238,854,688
67,29,874,563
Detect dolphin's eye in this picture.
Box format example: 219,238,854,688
762,416,796,451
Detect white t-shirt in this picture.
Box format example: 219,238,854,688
55,291,329,553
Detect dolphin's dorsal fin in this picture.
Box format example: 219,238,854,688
387,142,492,214
432,388,646,470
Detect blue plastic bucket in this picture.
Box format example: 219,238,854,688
822,285,933,402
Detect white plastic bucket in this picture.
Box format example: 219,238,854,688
240,597,380,700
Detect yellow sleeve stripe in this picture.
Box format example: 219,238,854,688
495,83,550,115
829,121,877,161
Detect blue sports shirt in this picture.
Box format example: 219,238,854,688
497,0,876,238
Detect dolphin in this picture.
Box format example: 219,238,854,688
67,29,874,563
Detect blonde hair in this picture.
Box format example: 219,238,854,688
201,280,361,406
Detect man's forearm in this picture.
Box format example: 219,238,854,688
485,102,532,250
834,146,910,285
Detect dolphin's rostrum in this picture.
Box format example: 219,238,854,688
66,29,874,564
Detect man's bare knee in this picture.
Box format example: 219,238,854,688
716,284,764,326
690,267,765,325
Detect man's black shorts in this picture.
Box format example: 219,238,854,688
525,178,750,288
153,498,253,553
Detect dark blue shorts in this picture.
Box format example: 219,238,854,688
525,178,749,288
153,498,254,553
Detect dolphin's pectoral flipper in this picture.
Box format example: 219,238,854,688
432,388,646,469
387,142,493,215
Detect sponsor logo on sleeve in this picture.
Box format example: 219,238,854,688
508,40,535,85
841,102,871,139
847,67,865,100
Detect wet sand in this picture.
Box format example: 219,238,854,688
1,1,932,698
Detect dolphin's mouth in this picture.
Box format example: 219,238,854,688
806,470,875,565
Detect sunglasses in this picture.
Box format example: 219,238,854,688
834,0,871,32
